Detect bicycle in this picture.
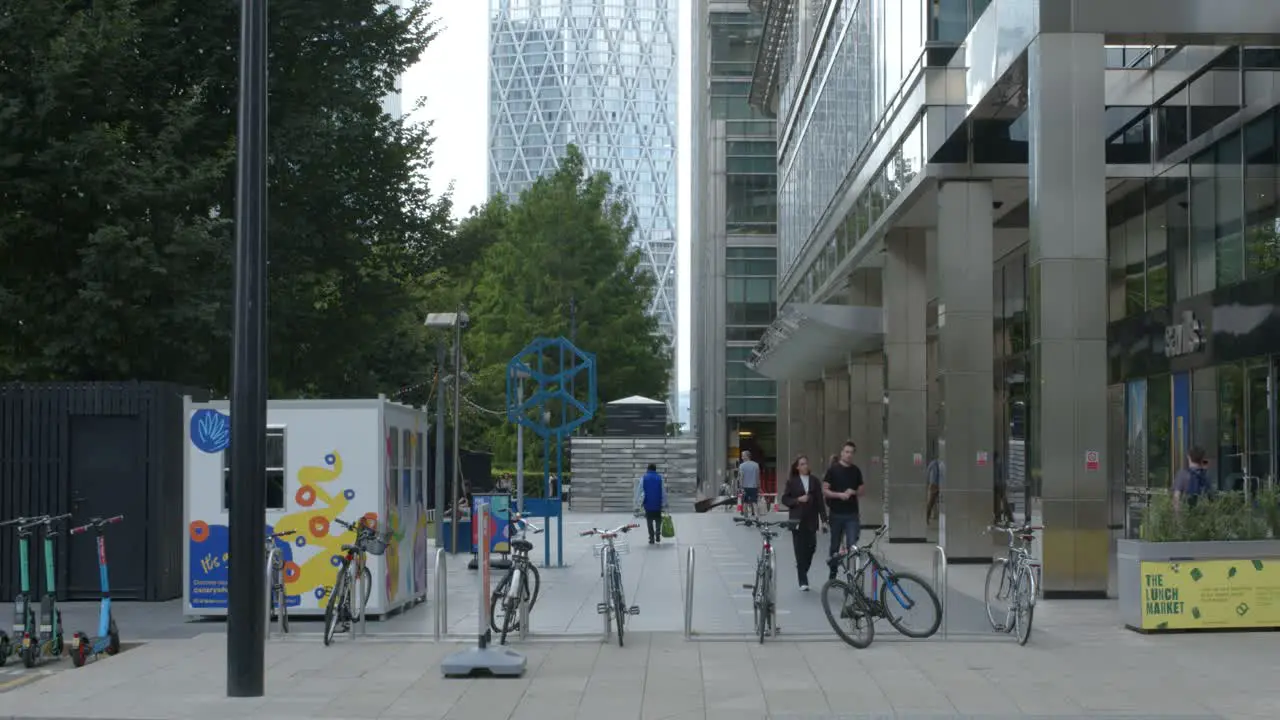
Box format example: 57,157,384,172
733,516,797,643
266,529,297,635
489,513,544,645
322,517,387,646
984,523,1041,645
580,522,640,647
821,524,942,649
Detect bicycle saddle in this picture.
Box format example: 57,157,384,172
511,539,534,552
341,543,358,553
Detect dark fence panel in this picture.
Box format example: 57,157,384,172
0,382,205,601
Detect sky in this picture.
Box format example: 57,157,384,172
402,1,694,401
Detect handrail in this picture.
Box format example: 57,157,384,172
932,545,948,640
433,548,447,641
683,546,695,639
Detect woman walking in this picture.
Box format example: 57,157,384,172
780,455,827,591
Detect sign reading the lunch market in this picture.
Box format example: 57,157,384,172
1164,310,1205,358
1140,559,1280,630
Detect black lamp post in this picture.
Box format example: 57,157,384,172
226,0,269,699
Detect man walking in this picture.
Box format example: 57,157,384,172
738,450,761,517
823,441,865,580
635,463,668,544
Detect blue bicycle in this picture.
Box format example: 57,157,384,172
69,515,125,667
820,524,942,648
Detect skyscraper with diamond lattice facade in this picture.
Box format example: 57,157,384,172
488,0,678,408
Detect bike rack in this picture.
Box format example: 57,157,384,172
683,546,695,639
932,544,948,640
264,547,281,638
434,548,447,642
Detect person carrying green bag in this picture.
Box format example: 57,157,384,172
660,511,675,539
634,463,668,544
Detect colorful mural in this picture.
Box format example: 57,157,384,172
383,430,403,603
188,522,300,609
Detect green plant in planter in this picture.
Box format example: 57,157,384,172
1139,490,1273,542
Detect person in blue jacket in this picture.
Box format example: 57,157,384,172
634,463,668,544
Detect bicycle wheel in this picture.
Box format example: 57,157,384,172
526,563,542,609
984,559,1014,632
489,571,516,634
612,568,626,648
758,564,771,644
323,570,348,646
880,571,942,639
1014,564,1035,646
0,632,9,667
820,579,874,649
275,580,290,635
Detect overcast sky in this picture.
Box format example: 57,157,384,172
402,0,694,399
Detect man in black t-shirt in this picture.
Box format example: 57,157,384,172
823,440,865,580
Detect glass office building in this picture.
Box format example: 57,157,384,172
488,0,679,406
741,0,1280,597
691,5,781,492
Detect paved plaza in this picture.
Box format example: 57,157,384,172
1,511,1277,718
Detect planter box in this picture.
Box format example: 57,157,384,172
1117,539,1280,632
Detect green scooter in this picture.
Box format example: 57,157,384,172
2,514,71,667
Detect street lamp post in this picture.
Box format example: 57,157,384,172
425,309,468,553
226,0,269,699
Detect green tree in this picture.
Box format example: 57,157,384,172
452,145,672,463
0,0,453,400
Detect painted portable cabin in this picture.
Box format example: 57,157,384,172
182,397,431,618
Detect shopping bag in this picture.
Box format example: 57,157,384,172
660,513,675,538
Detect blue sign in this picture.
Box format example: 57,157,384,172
190,409,231,453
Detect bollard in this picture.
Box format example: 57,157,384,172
932,545,948,640
478,509,491,646
434,548,447,641
683,546,695,639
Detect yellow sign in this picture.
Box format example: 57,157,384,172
1140,558,1280,630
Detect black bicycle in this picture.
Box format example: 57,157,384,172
821,525,942,648
489,513,543,644
734,516,797,643
322,518,387,646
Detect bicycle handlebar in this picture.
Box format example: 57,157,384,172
15,513,72,531
580,523,637,539
267,529,297,540
511,513,544,534
70,515,124,535
734,517,798,532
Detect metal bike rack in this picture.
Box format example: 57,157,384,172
683,546,695,639
264,547,283,638
434,548,447,641
932,544,948,640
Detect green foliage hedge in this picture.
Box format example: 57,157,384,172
1139,487,1280,542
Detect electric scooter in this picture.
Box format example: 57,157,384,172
2,514,69,667
70,515,124,667
34,514,71,666
0,516,20,666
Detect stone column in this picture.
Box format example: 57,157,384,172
847,268,885,525
822,369,850,464
1028,33,1109,597
802,380,825,465
936,180,996,561
884,229,930,542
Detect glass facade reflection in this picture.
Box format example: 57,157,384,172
488,0,678,345
1110,104,1280,503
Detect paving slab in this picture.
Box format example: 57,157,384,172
0,622,1276,719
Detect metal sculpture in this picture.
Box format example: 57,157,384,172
505,337,597,567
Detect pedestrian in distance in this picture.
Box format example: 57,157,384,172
823,440,866,580
634,463,668,544
1172,445,1212,513
780,455,827,591
738,450,761,517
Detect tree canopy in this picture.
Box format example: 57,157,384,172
448,145,672,461
0,2,670,464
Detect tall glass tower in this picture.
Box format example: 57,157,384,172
488,0,679,387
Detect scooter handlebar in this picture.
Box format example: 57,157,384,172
70,515,125,535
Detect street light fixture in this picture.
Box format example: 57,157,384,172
425,309,468,554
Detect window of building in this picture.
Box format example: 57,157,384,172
222,427,286,511
1244,110,1280,277
710,13,760,78
1214,132,1245,288
1147,374,1171,487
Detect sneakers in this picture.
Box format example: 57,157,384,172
648,538,655,544
800,585,810,592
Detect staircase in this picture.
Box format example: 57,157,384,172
570,437,697,512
